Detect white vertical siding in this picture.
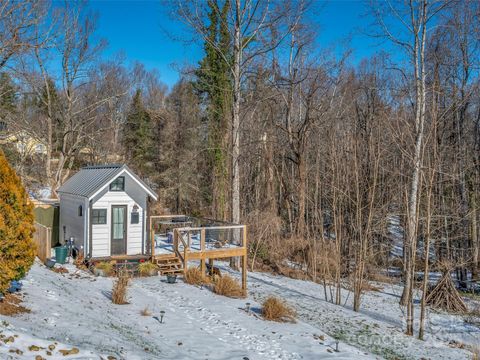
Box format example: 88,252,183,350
91,191,143,257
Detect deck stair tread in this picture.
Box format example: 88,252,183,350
155,255,184,276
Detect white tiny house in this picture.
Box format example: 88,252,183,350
57,164,158,259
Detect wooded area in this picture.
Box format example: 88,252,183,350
0,0,479,339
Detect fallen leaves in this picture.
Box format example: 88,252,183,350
59,347,80,356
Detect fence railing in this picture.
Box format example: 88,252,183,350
172,225,246,269
175,225,245,251
33,222,51,263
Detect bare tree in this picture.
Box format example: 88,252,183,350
0,0,46,70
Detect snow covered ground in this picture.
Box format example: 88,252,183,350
1,261,374,360
232,268,478,360
1,260,478,359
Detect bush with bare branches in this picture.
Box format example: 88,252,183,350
213,275,245,298
262,296,296,322
112,270,130,305
184,267,208,286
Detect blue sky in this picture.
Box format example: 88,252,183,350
89,0,379,88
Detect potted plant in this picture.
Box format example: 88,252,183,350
166,274,177,284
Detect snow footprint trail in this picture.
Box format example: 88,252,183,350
135,281,301,359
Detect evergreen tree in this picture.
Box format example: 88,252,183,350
123,89,155,176
195,0,232,220
0,73,19,165
0,149,35,294
0,73,16,114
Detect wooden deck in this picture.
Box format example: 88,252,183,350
150,216,248,290
90,254,151,263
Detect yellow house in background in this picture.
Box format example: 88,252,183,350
0,128,47,155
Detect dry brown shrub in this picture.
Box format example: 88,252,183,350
184,267,208,286
262,296,296,322
213,275,245,298
112,270,129,304
361,281,383,292
0,294,30,315
52,266,68,274
367,270,397,284
140,306,151,316
389,257,403,269
74,255,88,270
470,345,480,360
245,210,282,268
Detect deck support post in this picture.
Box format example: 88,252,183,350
242,225,247,291
208,258,214,276
150,226,155,263
200,229,206,274
242,255,247,291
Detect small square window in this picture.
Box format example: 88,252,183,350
109,176,125,191
78,205,83,217
92,209,107,225
131,212,139,224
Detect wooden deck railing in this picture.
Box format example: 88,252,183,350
150,216,248,291
172,225,246,267
173,229,189,269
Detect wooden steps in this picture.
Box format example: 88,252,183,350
155,256,184,276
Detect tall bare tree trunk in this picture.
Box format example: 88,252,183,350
401,1,428,338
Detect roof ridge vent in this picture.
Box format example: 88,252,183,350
82,164,124,170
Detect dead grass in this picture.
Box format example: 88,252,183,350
212,274,245,298
262,296,296,322
0,294,30,316
95,261,115,276
184,267,208,286
74,255,88,270
470,345,480,360
464,305,480,327
361,281,383,292
111,270,130,304
367,270,398,285
52,266,69,274
140,306,151,316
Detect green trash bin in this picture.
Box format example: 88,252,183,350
54,246,68,264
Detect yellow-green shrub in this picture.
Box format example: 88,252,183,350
94,261,114,275
0,150,35,294
138,261,157,276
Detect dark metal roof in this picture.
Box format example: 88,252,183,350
57,164,157,200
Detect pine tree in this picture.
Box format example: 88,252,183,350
0,73,16,114
0,149,35,294
123,89,155,176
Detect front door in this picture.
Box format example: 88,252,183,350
111,205,127,255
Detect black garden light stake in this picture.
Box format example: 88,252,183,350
245,302,251,313
160,310,165,323
335,340,339,352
